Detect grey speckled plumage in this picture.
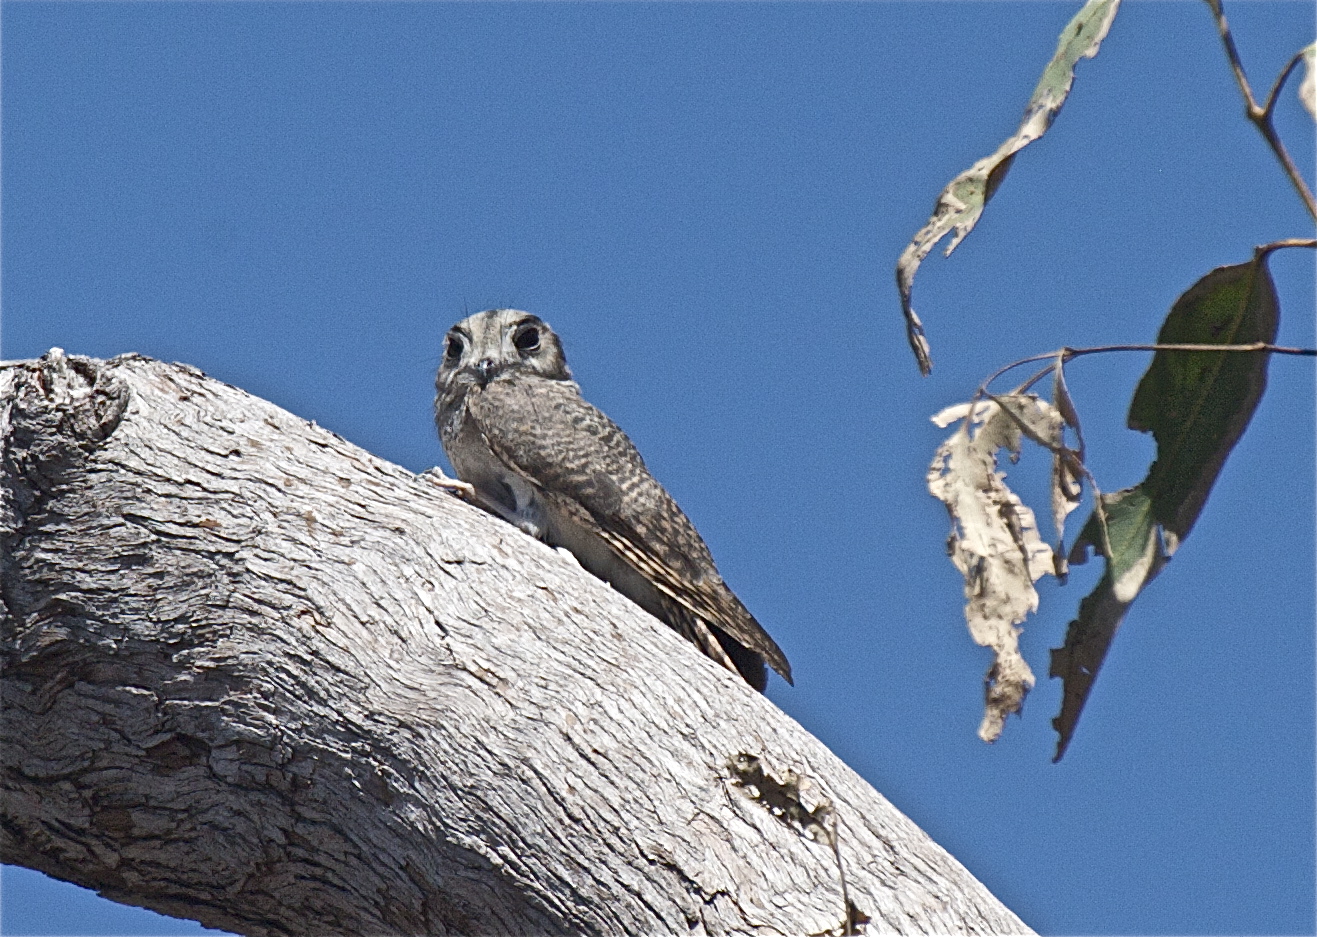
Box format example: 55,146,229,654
434,309,791,691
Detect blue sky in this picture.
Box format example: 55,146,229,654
2,3,1313,935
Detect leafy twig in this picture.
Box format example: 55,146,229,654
1204,0,1317,219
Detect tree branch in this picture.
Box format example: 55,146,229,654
0,350,1030,937
1204,0,1317,219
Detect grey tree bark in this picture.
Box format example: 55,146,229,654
0,350,1030,937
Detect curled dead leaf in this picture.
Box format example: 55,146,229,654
928,395,1058,741
895,0,1122,373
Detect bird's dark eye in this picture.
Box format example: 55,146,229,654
444,335,464,363
513,324,541,354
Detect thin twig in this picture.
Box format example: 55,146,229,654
1011,364,1059,397
827,814,855,937
1204,0,1257,107
1261,48,1309,117
979,352,1073,397
1204,0,1317,219
1066,341,1313,358
1257,236,1317,257
981,341,1315,395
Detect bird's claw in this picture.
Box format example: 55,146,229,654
420,468,477,500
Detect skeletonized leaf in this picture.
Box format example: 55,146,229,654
927,395,1055,742
1051,256,1279,759
931,399,996,429
1299,43,1316,120
990,392,1064,454
895,0,1122,374
1128,256,1279,554
989,387,1085,576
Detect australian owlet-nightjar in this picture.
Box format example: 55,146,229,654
434,308,791,691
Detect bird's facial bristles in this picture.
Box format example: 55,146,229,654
436,309,572,392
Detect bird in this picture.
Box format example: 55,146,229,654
434,308,791,691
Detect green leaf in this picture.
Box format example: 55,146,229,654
1128,257,1279,552
1070,486,1159,601
1052,485,1165,760
1049,553,1166,763
895,0,1122,374
1050,255,1279,759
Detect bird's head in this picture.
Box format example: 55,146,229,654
436,309,572,395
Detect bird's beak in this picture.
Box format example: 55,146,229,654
475,358,497,386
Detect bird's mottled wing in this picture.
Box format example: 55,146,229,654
467,377,792,683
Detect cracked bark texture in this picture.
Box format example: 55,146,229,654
0,350,1031,937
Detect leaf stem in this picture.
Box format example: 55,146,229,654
1068,341,1313,358
1203,0,1317,219
1256,236,1317,257
980,341,1315,398
1015,364,1059,396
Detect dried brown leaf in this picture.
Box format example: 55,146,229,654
1050,362,1086,575
987,387,1085,578
895,0,1122,373
928,396,1055,742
